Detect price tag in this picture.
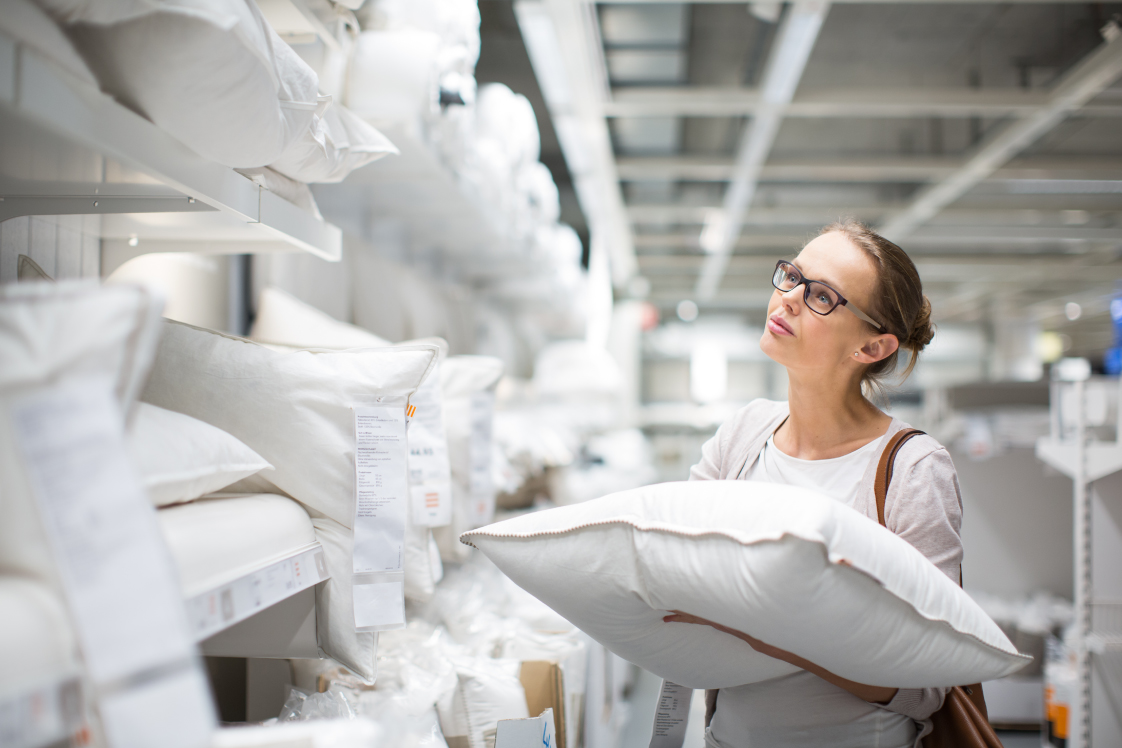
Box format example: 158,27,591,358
13,378,214,748
465,390,496,527
648,681,692,748
406,363,452,527
353,404,409,631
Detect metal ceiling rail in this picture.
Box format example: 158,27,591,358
695,1,830,300
627,205,1117,225
601,0,1102,4
605,87,1122,118
879,24,1122,241
614,156,1122,182
636,226,1122,248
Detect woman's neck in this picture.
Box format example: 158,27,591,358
774,368,891,460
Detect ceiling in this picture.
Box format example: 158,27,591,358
493,0,1122,359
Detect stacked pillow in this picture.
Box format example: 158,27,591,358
127,403,271,507
35,0,395,186
463,481,1032,690
142,319,438,680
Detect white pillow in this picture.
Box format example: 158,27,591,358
347,29,441,122
269,103,399,185
0,576,79,700
248,288,448,603
141,320,437,680
48,0,320,169
463,481,1032,690
128,403,272,507
433,356,503,563
250,287,392,350
0,0,97,87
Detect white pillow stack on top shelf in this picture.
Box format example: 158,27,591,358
433,355,503,563
248,287,445,604
127,403,272,508
0,0,98,88
40,0,321,169
270,103,399,185
142,319,438,681
35,0,396,187
464,480,1032,690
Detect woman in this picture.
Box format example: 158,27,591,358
669,220,962,748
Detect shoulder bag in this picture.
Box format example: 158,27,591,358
876,429,1004,748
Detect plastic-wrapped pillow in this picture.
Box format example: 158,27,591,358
270,103,398,184
141,320,438,681
43,0,321,168
464,481,1032,690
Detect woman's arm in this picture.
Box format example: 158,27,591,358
662,611,898,705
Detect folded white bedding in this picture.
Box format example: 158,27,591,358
0,576,78,700
158,494,317,598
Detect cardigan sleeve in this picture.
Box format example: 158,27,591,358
689,426,724,481
885,446,964,583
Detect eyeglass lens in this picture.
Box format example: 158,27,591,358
772,263,840,315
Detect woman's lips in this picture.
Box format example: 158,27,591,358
767,316,794,336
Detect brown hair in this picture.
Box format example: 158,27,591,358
819,219,935,387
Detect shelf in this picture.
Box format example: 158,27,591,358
1034,437,1122,482
0,33,342,261
184,544,329,643
0,675,81,748
312,121,536,281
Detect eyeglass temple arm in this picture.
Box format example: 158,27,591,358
840,299,885,331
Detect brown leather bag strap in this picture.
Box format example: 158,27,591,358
873,428,926,527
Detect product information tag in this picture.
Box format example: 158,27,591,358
465,390,496,527
649,681,693,748
13,378,215,748
406,363,453,527
353,404,409,631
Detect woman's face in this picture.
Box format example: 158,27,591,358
760,231,888,375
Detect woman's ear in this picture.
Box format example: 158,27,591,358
855,334,899,364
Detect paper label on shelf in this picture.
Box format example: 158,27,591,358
353,403,409,631
649,681,692,748
466,390,496,527
13,378,196,683
406,364,452,527
12,378,215,744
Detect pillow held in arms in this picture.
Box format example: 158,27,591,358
462,481,1031,690
128,403,272,507
142,320,438,680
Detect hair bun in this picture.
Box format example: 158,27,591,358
907,296,935,351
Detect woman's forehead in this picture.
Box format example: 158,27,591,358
794,233,875,292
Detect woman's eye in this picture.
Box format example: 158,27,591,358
816,293,831,305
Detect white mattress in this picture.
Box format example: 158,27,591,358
0,577,77,699
158,493,318,598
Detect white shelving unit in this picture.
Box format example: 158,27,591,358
184,544,329,645
0,35,342,265
1035,374,1122,747
313,121,539,283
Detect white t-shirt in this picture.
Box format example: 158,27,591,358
707,432,919,748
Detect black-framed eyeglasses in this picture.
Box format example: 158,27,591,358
771,260,884,330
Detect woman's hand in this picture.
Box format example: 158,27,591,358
662,610,899,705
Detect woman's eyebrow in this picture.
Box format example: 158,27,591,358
794,261,843,291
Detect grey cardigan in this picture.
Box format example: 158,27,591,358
690,398,964,726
